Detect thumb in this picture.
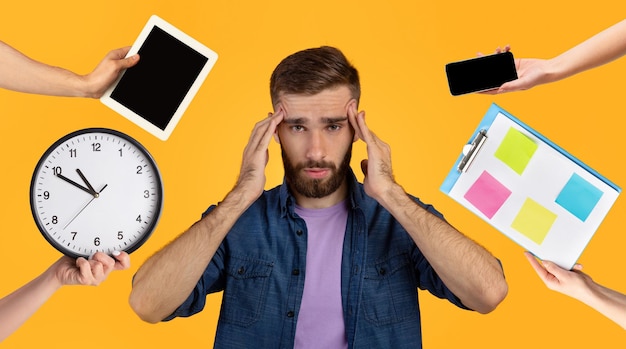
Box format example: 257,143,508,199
541,260,566,278
497,84,514,94
121,54,140,69
497,81,515,93
498,77,527,93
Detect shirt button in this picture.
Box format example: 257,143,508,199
287,311,295,318
296,230,303,236
292,269,300,275
379,268,386,275
237,267,245,275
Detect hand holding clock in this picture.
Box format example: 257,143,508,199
55,251,130,286
0,251,130,342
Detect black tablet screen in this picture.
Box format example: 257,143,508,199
110,26,209,130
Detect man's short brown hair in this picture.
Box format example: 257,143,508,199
270,46,360,106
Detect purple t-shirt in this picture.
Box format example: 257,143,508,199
294,200,349,349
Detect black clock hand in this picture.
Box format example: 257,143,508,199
56,173,93,196
63,184,108,230
76,168,98,197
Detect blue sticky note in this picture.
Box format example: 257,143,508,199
555,173,603,222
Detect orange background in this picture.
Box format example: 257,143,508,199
1,1,624,348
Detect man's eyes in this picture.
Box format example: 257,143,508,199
289,124,342,132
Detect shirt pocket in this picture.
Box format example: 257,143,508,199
361,252,418,326
221,255,274,327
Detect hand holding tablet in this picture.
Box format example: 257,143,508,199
101,15,218,140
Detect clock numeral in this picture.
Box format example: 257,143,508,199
53,166,62,176
43,191,50,200
52,216,58,224
91,143,101,152
94,237,100,246
69,149,77,158
71,231,77,240
118,148,123,157
117,231,124,240
144,190,150,198
136,166,143,175
136,215,142,223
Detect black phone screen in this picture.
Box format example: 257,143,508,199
445,52,518,96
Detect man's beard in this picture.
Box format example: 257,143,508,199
282,144,352,198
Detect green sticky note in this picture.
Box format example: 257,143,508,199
494,127,538,175
511,198,557,245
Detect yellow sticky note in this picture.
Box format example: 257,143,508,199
511,198,557,245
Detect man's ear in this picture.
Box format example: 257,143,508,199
273,130,281,144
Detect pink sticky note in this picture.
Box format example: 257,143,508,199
464,171,512,219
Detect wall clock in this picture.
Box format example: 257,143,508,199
30,128,163,258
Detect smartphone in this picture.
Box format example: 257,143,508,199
445,51,518,96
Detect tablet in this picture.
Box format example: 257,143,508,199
101,15,218,140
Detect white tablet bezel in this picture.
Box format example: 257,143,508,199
100,15,218,141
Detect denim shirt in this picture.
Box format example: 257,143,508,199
165,170,470,348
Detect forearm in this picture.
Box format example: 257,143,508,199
579,280,626,330
129,186,255,323
0,41,86,97
548,20,626,83
0,266,61,342
378,184,507,313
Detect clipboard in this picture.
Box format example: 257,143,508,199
441,103,621,269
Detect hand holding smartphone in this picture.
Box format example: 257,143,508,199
445,51,518,96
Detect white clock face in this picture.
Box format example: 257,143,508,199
30,128,163,258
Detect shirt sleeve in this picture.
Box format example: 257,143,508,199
412,245,471,310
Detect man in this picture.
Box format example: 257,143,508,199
129,46,508,348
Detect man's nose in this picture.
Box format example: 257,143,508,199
306,131,326,160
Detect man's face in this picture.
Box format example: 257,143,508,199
275,85,356,200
